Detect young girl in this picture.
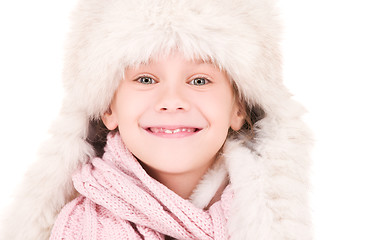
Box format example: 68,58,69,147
0,0,312,239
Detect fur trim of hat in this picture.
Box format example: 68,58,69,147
0,0,312,239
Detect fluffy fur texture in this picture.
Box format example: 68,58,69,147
0,0,312,239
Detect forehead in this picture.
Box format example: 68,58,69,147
127,52,223,74
136,52,211,66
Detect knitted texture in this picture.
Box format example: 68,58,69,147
49,133,233,239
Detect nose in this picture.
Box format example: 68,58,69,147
154,85,190,112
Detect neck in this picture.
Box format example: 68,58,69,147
140,163,211,199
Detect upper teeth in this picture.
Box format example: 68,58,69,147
150,127,195,134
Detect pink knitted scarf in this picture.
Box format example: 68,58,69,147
50,133,232,239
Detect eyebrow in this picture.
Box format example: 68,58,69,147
129,56,214,70
193,58,205,64
193,58,213,65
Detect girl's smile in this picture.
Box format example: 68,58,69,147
143,126,203,138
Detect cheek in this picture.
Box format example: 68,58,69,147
113,90,143,130
195,88,235,123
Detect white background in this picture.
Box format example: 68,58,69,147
0,1,376,239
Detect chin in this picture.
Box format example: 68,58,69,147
141,155,214,174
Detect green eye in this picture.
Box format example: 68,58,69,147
137,76,156,84
190,78,209,86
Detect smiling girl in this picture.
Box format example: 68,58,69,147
101,54,245,200
1,0,312,239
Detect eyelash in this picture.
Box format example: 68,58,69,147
188,77,210,86
136,76,156,84
135,75,211,86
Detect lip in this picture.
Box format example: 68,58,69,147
142,125,203,138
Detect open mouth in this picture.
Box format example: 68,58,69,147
145,127,202,137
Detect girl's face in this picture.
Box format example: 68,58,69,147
103,52,244,179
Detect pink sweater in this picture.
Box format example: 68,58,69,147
50,133,232,239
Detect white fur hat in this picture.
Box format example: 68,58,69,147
1,0,312,239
